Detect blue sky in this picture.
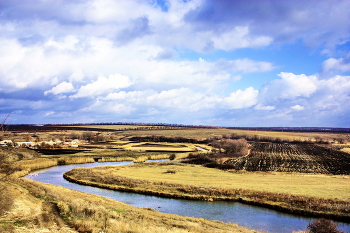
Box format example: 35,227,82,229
1,0,350,127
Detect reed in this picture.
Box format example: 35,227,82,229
150,154,170,160
15,158,58,171
133,156,149,163
57,157,95,165
13,157,94,175
97,157,135,162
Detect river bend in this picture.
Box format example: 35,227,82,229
26,161,350,233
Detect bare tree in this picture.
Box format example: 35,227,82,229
0,112,11,141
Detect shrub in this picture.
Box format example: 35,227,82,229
163,169,176,174
169,153,176,160
211,138,249,157
307,219,344,233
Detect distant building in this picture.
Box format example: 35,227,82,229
17,142,33,147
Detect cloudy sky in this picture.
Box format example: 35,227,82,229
1,0,350,127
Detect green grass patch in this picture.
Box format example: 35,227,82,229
110,208,127,214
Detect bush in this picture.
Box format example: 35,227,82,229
169,153,176,160
211,139,249,157
307,219,344,233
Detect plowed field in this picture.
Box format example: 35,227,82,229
226,143,350,174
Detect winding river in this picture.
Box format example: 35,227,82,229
26,161,350,233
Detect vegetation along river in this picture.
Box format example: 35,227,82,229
26,161,350,233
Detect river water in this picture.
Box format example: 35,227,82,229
25,161,350,233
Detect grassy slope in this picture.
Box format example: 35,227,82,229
15,178,259,233
0,147,259,233
0,181,76,233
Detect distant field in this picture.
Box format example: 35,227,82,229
117,128,347,141
226,142,350,174
61,125,164,130
127,142,198,152
6,124,349,143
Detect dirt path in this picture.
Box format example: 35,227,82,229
0,182,77,233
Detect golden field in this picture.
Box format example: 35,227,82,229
89,163,350,201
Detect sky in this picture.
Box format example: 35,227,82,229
1,0,350,127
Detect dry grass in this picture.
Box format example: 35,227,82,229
124,142,197,153
15,158,59,173
0,182,15,216
118,127,344,142
149,154,171,160
57,157,95,165
62,125,164,130
341,148,350,154
15,178,259,233
14,157,94,172
97,156,135,162
103,163,350,201
0,180,74,233
64,162,350,220
132,156,149,163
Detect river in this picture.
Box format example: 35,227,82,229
25,161,350,233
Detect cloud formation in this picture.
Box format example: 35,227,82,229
1,0,350,127
71,74,133,98
44,82,74,96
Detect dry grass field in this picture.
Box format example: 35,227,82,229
114,127,347,142
65,162,350,221
90,163,350,201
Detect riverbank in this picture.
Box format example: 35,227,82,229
13,178,259,233
64,162,350,223
1,156,261,233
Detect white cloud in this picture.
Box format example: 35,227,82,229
290,105,305,111
255,104,275,110
0,34,275,96
259,72,318,105
71,74,133,98
44,81,74,95
104,87,259,112
45,111,55,116
44,35,79,51
212,26,273,50
222,87,258,109
321,58,350,75
214,58,276,73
